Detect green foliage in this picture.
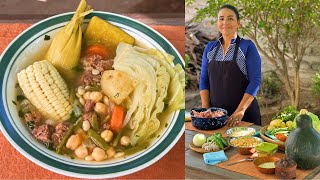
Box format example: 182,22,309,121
293,111,320,133
312,73,320,96
188,0,320,39
185,54,190,67
273,106,299,123
258,71,282,99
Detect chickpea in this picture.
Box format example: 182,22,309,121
77,86,86,95
90,91,103,102
101,130,113,143
82,120,91,131
74,145,89,159
106,147,116,158
94,102,108,116
103,96,109,105
66,134,82,150
91,147,107,161
120,136,131,146
92,69,100,75
79,98,85,105
83,91,91,100
114,152,125,158
75,93,82,98
85,155,94,161
75,128,85,136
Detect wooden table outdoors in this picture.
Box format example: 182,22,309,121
0,0,185,179
185,125,320,179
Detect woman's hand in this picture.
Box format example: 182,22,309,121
227,109,245,126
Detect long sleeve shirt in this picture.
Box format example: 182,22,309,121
199,37,261,97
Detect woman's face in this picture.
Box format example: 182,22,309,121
217,8,240,37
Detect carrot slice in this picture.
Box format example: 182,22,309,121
84,44,110,59
110,105,126,133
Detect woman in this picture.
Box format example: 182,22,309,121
200,4,262,126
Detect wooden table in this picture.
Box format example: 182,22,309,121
185,125,320,179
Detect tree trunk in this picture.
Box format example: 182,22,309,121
294,67,300,108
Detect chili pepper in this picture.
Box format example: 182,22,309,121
210,135,224,149
214,133,228,147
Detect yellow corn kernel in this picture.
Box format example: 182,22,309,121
17,60,72,123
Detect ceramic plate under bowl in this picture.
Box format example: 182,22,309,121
225,127,256,138
0,11,184,178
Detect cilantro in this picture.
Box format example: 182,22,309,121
17,95,26,101
44,35,50,40
18,110,24,118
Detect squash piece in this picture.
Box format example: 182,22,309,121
101,70,136,105
83,16,135,58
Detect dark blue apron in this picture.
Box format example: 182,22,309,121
208,36,261,125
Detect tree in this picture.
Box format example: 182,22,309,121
186,0,320,108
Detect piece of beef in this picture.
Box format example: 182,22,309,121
24,112,41,124
81,72,102,86
83,112,93,122
80,55,114,86
102,123,110,130
84,100,95,113
51,122,71,147
32,124,54,144
82,55,113,71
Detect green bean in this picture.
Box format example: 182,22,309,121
101,115,110,125
56,117,83,154
90,112,99,132
112,130,123,147
87,129,109,150
86,85,101,92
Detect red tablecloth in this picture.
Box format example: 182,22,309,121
0,23,185,179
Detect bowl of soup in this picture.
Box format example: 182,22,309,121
0,10,184,178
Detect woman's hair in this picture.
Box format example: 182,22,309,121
218,4,240,20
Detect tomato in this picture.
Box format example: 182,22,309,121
275,133,287,142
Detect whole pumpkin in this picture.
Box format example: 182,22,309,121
285,109,320,169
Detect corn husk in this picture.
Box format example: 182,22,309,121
45,0,92,82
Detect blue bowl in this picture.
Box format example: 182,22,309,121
191,107,229,130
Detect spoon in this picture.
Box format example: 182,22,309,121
224,157,254,166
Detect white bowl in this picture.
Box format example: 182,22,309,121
0,11,184,178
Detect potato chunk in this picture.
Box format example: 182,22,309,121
101,70,136,105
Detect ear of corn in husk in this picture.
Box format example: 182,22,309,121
45,0,92,82
17,60,73,124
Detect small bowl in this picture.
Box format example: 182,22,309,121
253,156,280,174
191,107,228,130
229,136,264,155
225,127,256,138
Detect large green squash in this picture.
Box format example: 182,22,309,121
285,109,320,169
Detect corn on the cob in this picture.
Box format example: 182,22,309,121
17,60,72,123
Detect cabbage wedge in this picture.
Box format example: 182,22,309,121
112,43,185,145
45,0,92,82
